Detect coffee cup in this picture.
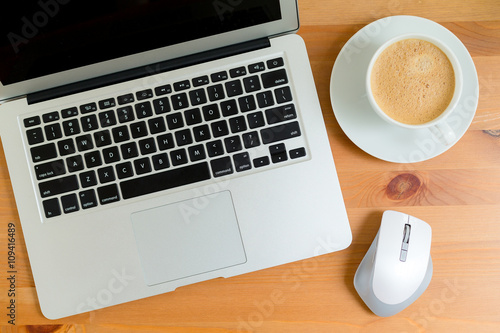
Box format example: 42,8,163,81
366,33,463,145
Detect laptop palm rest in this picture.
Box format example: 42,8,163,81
130,191,247,286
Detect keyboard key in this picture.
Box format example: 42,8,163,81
116,162,134,179
229,66,247,78
135,102,153,119
242,132,260,148
120,142,139,159
75,134,94,152
192,75,209,87
270,143,288,163
211,71,228,82
221,100,238,117
193,124,211,142
249,62,265,73
261,121,301,144
61,107,79,118
43,198,61,218
58,139,76,156
152,153,170,170
207,84,225,101
210,156,233,178
103,147,121,163
153,97,171,114
117,106,135,123
166,113,184,130
262,69,288,88
155,84,172,96
97,184,120,205
265,104,297,124
94,130,112,147
31,143,58,163
207,140,224,157
188,145,206,162
225,80,243,97
157,133,175,150
202,104,220,121
61,194,79,214
139,138,157,154
247,111,265,129
257,91,275,108
42,111,60,123
172,93,189,110
185,108,202,125
62,119,81,136
80,103,97,114
136,89,153,100
81,114,99,132
290,147,307,159
80,171,98,188
233,152,252,172
24,116,41,128
189,89,207,106
99,110,117,127
267,57,284,69
134,158,152,174
27,128,44,145
130,121,148,138
34,160,66,180
39,175,79,198
229,116,247,133
238,95,256,112
174,80,191,91
79,189,98,209
243,76,261,92
84,150,102,168
224,136,242,153
117,93,134,105
274,86,293,104
98,166,116,184
211,120,229,138
99,98,116,109
175,129,193,147
120,162,210,200
44,123,63,140
253,156,270,168
170,149,188,166
66,155,85,172
148,117,166,134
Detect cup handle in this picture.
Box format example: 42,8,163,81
428,122,456,146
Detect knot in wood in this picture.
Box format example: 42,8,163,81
386,173,421,201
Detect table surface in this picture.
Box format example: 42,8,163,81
1,0,499,332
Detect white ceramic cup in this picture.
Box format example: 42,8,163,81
366,33,463,145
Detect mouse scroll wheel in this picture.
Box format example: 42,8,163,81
403,224,411,244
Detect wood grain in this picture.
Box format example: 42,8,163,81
1,0,500,331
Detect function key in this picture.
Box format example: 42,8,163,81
174,80,191,91
248,62,265,73
43,112,60,123
98,98,116,110
211,71,228,82
155,84,172,96
117,93,135,105
193,75,209,87
136,89,153,101
24,116,41,128
42,198,61,218
230,66,247,78
80,102,97,114
61,107,78,118
267,57,284,69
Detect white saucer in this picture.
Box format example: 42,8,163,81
330,16,479,163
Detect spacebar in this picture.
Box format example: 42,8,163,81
120,162,211,200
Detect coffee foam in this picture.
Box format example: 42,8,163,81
371,39,455,125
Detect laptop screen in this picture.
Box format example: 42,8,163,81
0,0,281,86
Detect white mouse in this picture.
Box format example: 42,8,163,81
354,210,433,317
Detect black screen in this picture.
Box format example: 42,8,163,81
0,0,281,85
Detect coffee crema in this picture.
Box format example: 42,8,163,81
370,38,455,125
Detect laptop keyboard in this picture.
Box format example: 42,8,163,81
23,56,307,219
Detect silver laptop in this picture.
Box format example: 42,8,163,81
0,0,351,319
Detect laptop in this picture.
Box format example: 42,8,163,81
0,0,351,319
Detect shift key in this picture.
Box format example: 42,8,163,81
39,175,79,198
260,121,301,144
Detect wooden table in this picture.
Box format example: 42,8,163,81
1,0,499,331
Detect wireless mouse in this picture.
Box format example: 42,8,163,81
354,210,433,317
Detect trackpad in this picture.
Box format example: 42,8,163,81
131,191,246,286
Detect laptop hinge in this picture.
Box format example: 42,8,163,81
27,38,271,105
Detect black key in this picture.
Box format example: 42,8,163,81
157,133,175,150
130,121,148,138
97,184,120,205
120,162,211,200
242,132,260,148
230,66,247,78
290,147,307,159
233,152,252,172
207,84,225,101
139,138,157,154
274,86,293,104
257,91,275,108
225,80,243,97
192,75,209,87
247,111,265,129
188,145,206,162
260,121,301,144
270,143,288,163
253,156,270,168
84,151,102,168
249,62,265,73
34,160,66,180
39,175,79,198
63,119,81,136
243,76,261,92
43,198,61,218
24,116,41,128
61,194,79,214
153,97,171,114
152,153,170,170
98,166,116,183
31,143,58,163
265,104,297,124
121,142,139,159
193,124,211,142
175,129,192,147
148,117,166,134
44,123,63,140
210,156,233,178
80,103,97,114
211,71,228,82
221,100,238,117
134,157,152,175
94,130,112,147
117,93,135,105
116,162,134,179
224,136,242,153
135,102,153,119
81,115,99,132
267,57,284,69
99,110,117,127
58,139,76,156
42,111,60,123
75,134,94,152
202,104,220,121
103,147,121,163
169,149,188,166
166,113,184,130
261,69,288,88
206,140,224,157
61,107,78,118
174,80,191,91
238,95,256,112
66,155,84,172
229,116,247,133
117,106,135,123
80,171,98,188
189,89,207,106
211,120,229,138
136,89,153,101
98,98,116,109
185,108,202,125
79,189,98,209
27,128,44,145
155,84,172,96
172,93,189,110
